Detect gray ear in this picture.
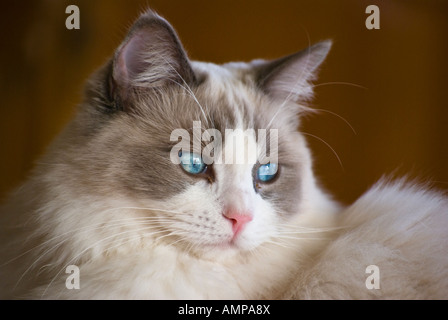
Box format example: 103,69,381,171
254,40,331,102
110,10,196,103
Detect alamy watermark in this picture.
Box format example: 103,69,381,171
65,4,380,31
65,5,80,30
365,265,380,289
365,5,380,30
65,265,80,290
169,121,279,166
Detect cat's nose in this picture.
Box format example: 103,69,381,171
223,210,253,236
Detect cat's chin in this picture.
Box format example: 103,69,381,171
192,237,262,260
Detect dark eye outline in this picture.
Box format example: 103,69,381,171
255,162,279,184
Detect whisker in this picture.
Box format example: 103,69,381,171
313,81,368,90
276,229,337,235
40,225,166,298
275,235,331,241
51,228,172,299
2,216,163,268
14,219,167,291
9,209,184,291
311,108,357,135
159,231,190,248
300,131,344,171
102,206,185,216
263,239,297,250
173,80,210,126
275,224,347,232
161,56,211,127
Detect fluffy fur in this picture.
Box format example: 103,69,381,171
0,11,447,299
284,179,448,299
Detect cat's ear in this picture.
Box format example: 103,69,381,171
253,40,331,102
110,10,196,105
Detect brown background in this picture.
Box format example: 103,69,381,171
1,0,447,205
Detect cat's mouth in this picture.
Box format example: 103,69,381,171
203,226,260,253
202,238,255,254
177,224,259,255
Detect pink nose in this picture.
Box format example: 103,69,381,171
223,210,253,236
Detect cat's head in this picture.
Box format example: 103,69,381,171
54,11,332,260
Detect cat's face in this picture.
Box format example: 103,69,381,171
60,11,331,259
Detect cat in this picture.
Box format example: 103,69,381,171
0,10,447,299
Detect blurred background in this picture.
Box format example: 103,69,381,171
1,0,447,205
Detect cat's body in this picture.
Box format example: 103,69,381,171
286,179,448,299
1,11,447,299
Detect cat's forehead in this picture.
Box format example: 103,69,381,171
127,60,291,146
191,61,267,130
192,61,253,90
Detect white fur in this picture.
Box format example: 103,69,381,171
283,179,448,299
23,177,447,299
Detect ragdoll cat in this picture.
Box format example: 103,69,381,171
0,10,447,299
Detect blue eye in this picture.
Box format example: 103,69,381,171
179,151,206,174
257,163,278,182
